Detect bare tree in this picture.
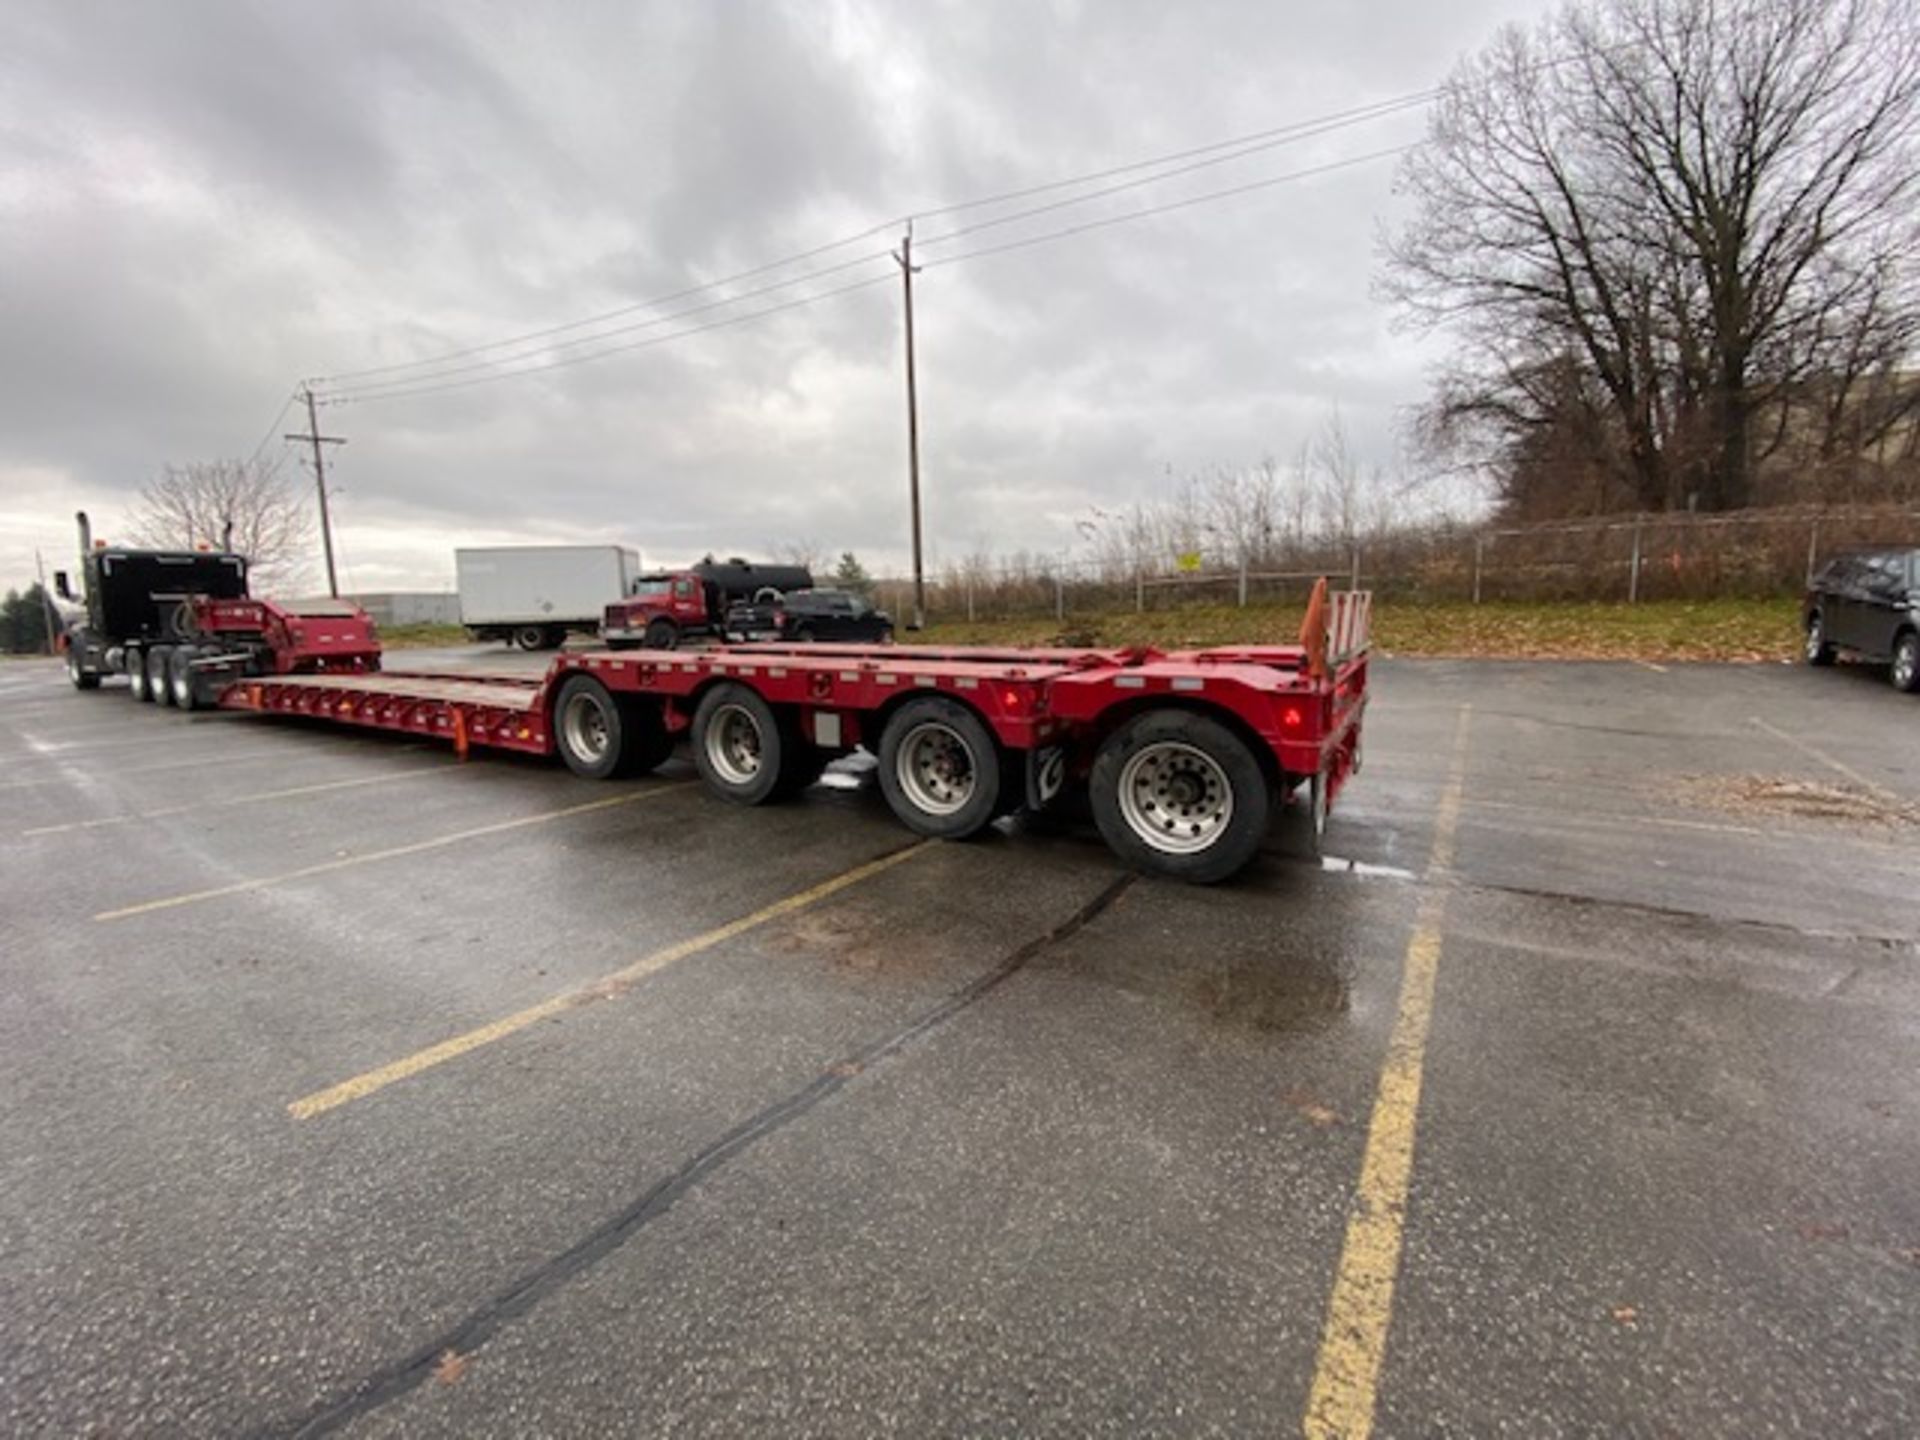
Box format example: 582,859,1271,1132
767,537,826,573
127,459,316,590
1384,0,1920,514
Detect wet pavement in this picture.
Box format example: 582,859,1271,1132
1,650,1915,1436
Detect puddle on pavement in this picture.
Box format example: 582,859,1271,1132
1050,938,1353,1037
1678,773,1918,829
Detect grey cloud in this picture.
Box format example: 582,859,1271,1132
2,0,1542,591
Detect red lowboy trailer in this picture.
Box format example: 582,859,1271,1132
208,584,1370,884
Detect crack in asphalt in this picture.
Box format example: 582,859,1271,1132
269,870,1137,1439
1458,877,1918,953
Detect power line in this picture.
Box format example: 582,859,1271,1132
310,220,901,385
920,145,1415,271
319,248,893,401
322,142,1414,408
915,91,1432,245
309,86,1438,393
242,389,300,469
325,271,898,406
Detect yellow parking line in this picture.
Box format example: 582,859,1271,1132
92,784,692,922
287,841,932,1119
1305,705,1470,1440
23,764,466,836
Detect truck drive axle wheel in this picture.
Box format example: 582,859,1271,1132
148,646,177,707
168,647,205,710
877,697,1005,840
512,625,547,651
1090,710,1271,884
126,648,150,702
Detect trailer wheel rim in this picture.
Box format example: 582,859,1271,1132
1116,742,1234,855
706,703,763,785
172,662,192,706
1895,638,1917,689
561,690,613,764
1805,616,1824,660
895,721,976,816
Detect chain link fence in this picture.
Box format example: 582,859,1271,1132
869,504,1920,623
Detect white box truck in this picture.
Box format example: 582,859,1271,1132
456,545,642,650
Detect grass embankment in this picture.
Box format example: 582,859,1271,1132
917,597,1802,663
373,598,1803,662
377,622,471,649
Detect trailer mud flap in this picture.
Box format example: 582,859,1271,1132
1026,745,1067,810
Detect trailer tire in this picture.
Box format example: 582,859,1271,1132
67,642,100,691
691,683,798,805
146,646,175,706
1090,710,1271,884
877,697,1004,840
553,675,655,780
512,625,547,652
645,619,679,651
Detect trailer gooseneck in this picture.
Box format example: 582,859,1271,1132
199,585,1372,884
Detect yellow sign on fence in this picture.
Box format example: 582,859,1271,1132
1176,551,1203,573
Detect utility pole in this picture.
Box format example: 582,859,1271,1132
893,228,926,630
288,387,347,597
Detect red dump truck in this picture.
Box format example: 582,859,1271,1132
68,533,1369,882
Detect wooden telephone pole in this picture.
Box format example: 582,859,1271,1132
287,387,346,597
893,228,926,630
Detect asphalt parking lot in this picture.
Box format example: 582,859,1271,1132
2,649,1916,1437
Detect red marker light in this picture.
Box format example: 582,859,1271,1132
1281,705,1304,729
1003,688,1024,712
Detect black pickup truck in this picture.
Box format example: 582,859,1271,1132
725,587,894,644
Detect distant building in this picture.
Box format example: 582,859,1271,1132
350,591,460,627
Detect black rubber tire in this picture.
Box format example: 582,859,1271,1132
512,626,547,652
793,625,817,643
1805,610,1837,666
551,675,664,780
126,647,150,701
878,626,896,645
67,643,100,690
691,683,795,805
645,619,679,651
876,696,1004,840
1089,709,1272,884
543,626,568,651
146,646,174,706
167,646,203,710
1891,630,1920,694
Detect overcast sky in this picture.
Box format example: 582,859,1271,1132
2,0,1544,595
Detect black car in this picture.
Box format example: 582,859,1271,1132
725,588,894,644
1804,547,1920,692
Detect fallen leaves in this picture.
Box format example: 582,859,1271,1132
1682,775,1918,829
433,1349,468,1386
1610,1304,1639,1328
1280,1087,1342,1128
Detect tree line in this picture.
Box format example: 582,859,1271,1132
1385,0,1920,520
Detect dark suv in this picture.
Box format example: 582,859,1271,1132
1804,548,1920,692
726,588,894,644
